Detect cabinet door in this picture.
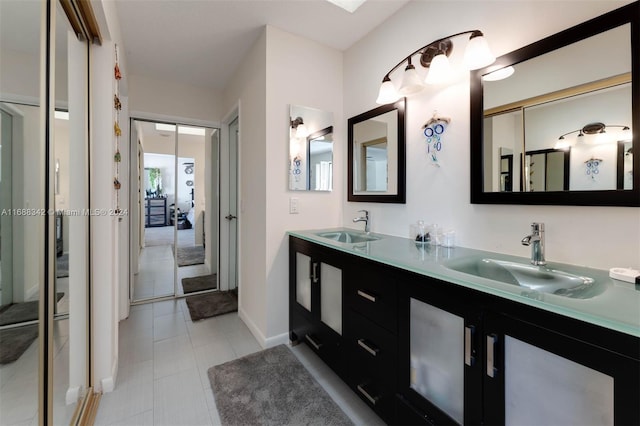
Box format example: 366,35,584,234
295,252,313,312
483,312,639,425
398,278,483,425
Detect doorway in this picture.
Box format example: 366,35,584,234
130,119,220,303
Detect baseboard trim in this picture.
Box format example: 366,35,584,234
237,307,290,349
238,306,266,348
100,355,118,393
66,386,81,405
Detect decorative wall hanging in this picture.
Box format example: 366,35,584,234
422,112,451,166
114,44,122,214
585,157,603,180
291,155,302,183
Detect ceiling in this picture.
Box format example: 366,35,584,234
114,0,410,91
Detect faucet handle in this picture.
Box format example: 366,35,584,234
358,209,369,217
531,222,544,233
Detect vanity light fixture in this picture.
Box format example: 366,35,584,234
290,116,309,138
555,122,631,148
376,30,496,104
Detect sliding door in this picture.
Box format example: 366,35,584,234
131,119,219,303
0,1,92,424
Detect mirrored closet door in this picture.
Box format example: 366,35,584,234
0,1,92,424
131,119,219,303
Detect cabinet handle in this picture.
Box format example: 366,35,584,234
465,325,475,366
357,338,380,357
311,262,319,283
357,384,379,406
357,289,376,303
305,334,323,350
486,333,498,378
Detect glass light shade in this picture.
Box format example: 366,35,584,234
295,123,309,139
376,79,401,104
620,127,632,142
554,138,572,150
399,64,424,95
594,131,611,145
425,53,451,85
464,34,496,70
482,66,515,81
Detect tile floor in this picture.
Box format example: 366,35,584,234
94,298,385,426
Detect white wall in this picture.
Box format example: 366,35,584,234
264,26,344,341
342,0,639,270
222,30,269,344
128,74,222,123
221,25,344,346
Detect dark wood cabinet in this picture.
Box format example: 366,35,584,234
145,197,167,227
288,235,640,425
289,237,346,377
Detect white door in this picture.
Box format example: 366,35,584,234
227,117,239,291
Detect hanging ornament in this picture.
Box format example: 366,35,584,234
114,63,122,80
585,157,603,181
114,121,121,136
422,111,451,166
114,178,121,190
114,150,121,163
114,94,122,110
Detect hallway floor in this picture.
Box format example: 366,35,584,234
94,299,384,425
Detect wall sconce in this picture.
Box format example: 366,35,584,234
290,116,309,138
376,30,496,104
555,122,631,149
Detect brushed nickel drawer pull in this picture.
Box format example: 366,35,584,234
486,333,498,378
465,325,475,366
357,339,380,357
357,384,379,406
305,334,323,350
357,289,376,303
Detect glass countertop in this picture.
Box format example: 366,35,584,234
289,228,640,338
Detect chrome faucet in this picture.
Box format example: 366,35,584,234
521,222,546,266
353,210,370,233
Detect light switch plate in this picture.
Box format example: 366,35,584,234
289,197,299,214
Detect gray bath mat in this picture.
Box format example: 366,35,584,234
208,344,353,426
174,245,205,267
0,325,38,364
185,290,237,321
0,293,64,326
181,273,217,294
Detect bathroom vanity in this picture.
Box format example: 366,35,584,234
288,229,640,425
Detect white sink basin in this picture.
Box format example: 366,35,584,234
315,231,381,244
444,257,603,299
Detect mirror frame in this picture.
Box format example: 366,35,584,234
348,98,406,203
470,2,639,206
307,125,334,191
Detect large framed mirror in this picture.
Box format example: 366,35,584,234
470,2,639,206
348,98,406,203
289,105,333,191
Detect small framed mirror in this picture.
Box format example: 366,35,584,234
348,98,406,203
289,105,333,191
470,2,639,206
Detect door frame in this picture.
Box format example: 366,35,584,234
219,105,240,293
127,112,220,305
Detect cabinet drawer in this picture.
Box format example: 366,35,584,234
345,264,397,333
302,323,346,379
345,310,396,381
349,359,395,423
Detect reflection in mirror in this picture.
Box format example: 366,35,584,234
471,2,639,206
0,0,43,422
289,105,333,191
348,99,406,203
308,126,333,191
